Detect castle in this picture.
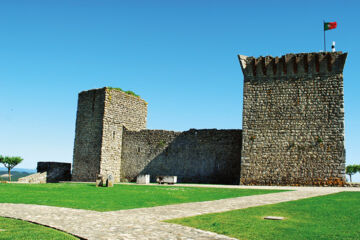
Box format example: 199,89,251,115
72,51,347,186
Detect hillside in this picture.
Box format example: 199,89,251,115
0,171,34,181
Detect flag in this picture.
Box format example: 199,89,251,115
324,22,337,31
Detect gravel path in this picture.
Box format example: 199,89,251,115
0,185,359,240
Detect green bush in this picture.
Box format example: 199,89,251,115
106,87,140,98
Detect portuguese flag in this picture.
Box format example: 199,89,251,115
324,21,337,31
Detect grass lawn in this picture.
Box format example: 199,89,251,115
0,216,78,240
167,192,360,240
0,183,284,212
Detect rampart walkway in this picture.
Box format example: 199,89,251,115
0,185,359,240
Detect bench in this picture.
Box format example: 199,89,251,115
156,176,177,184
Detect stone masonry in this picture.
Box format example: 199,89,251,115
18,162,71,183
72,87,147,182
18,172,47,184
71,51,347,186
238,52,347,185
121,128,242,184
37,162,71,183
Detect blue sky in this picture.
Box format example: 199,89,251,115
1,0,359,181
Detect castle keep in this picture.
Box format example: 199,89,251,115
239,52,347,185
72,51,347,185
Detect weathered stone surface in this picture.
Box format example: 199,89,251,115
96,174,104,187
71,51,348,187
18,172,47,184
72,89,106,182
100,88,147,183
239,52,347,186
121,129,242,184
95,179,102,187
72,87,147,182
106,179,113,187
136,174,150,184
106,174,114,187
37,162,71,183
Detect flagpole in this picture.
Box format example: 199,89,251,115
323,20,326,52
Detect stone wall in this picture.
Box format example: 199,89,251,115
238,52,347,185
100,88,147,182
37,162,71,183
72,87,147,182
71,51,348,186
103,88,147,131
72,88,105,182
18,172,47,184
121,128,242,184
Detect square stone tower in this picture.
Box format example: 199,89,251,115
72,87,147,182
238,52,347,185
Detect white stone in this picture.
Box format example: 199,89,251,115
136,174,150,184
157,176,177,184
264,216,284,220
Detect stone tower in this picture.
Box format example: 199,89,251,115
72,87,147,182
238,52,347,185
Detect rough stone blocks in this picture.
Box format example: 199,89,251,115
72,87,147,183
238,52,347,186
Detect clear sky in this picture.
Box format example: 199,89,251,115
1,0,360,181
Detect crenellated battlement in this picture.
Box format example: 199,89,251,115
238,52,347,78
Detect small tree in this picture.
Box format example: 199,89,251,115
346,165,360,183
0,156,23,181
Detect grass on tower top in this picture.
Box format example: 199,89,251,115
106,87,140,98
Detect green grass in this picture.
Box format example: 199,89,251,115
0,216,78,240
0,183,284,212
106,87,140,97
167,192,360,240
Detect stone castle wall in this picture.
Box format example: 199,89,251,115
37,162,71,182
71,51,347,186
121,129,242,184
100,88,147,182
72,89,105,181
72,88,147,182
239,52,347,185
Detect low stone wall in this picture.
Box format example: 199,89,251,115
121,129,242,184
18,172,47,184
37,162,71,183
